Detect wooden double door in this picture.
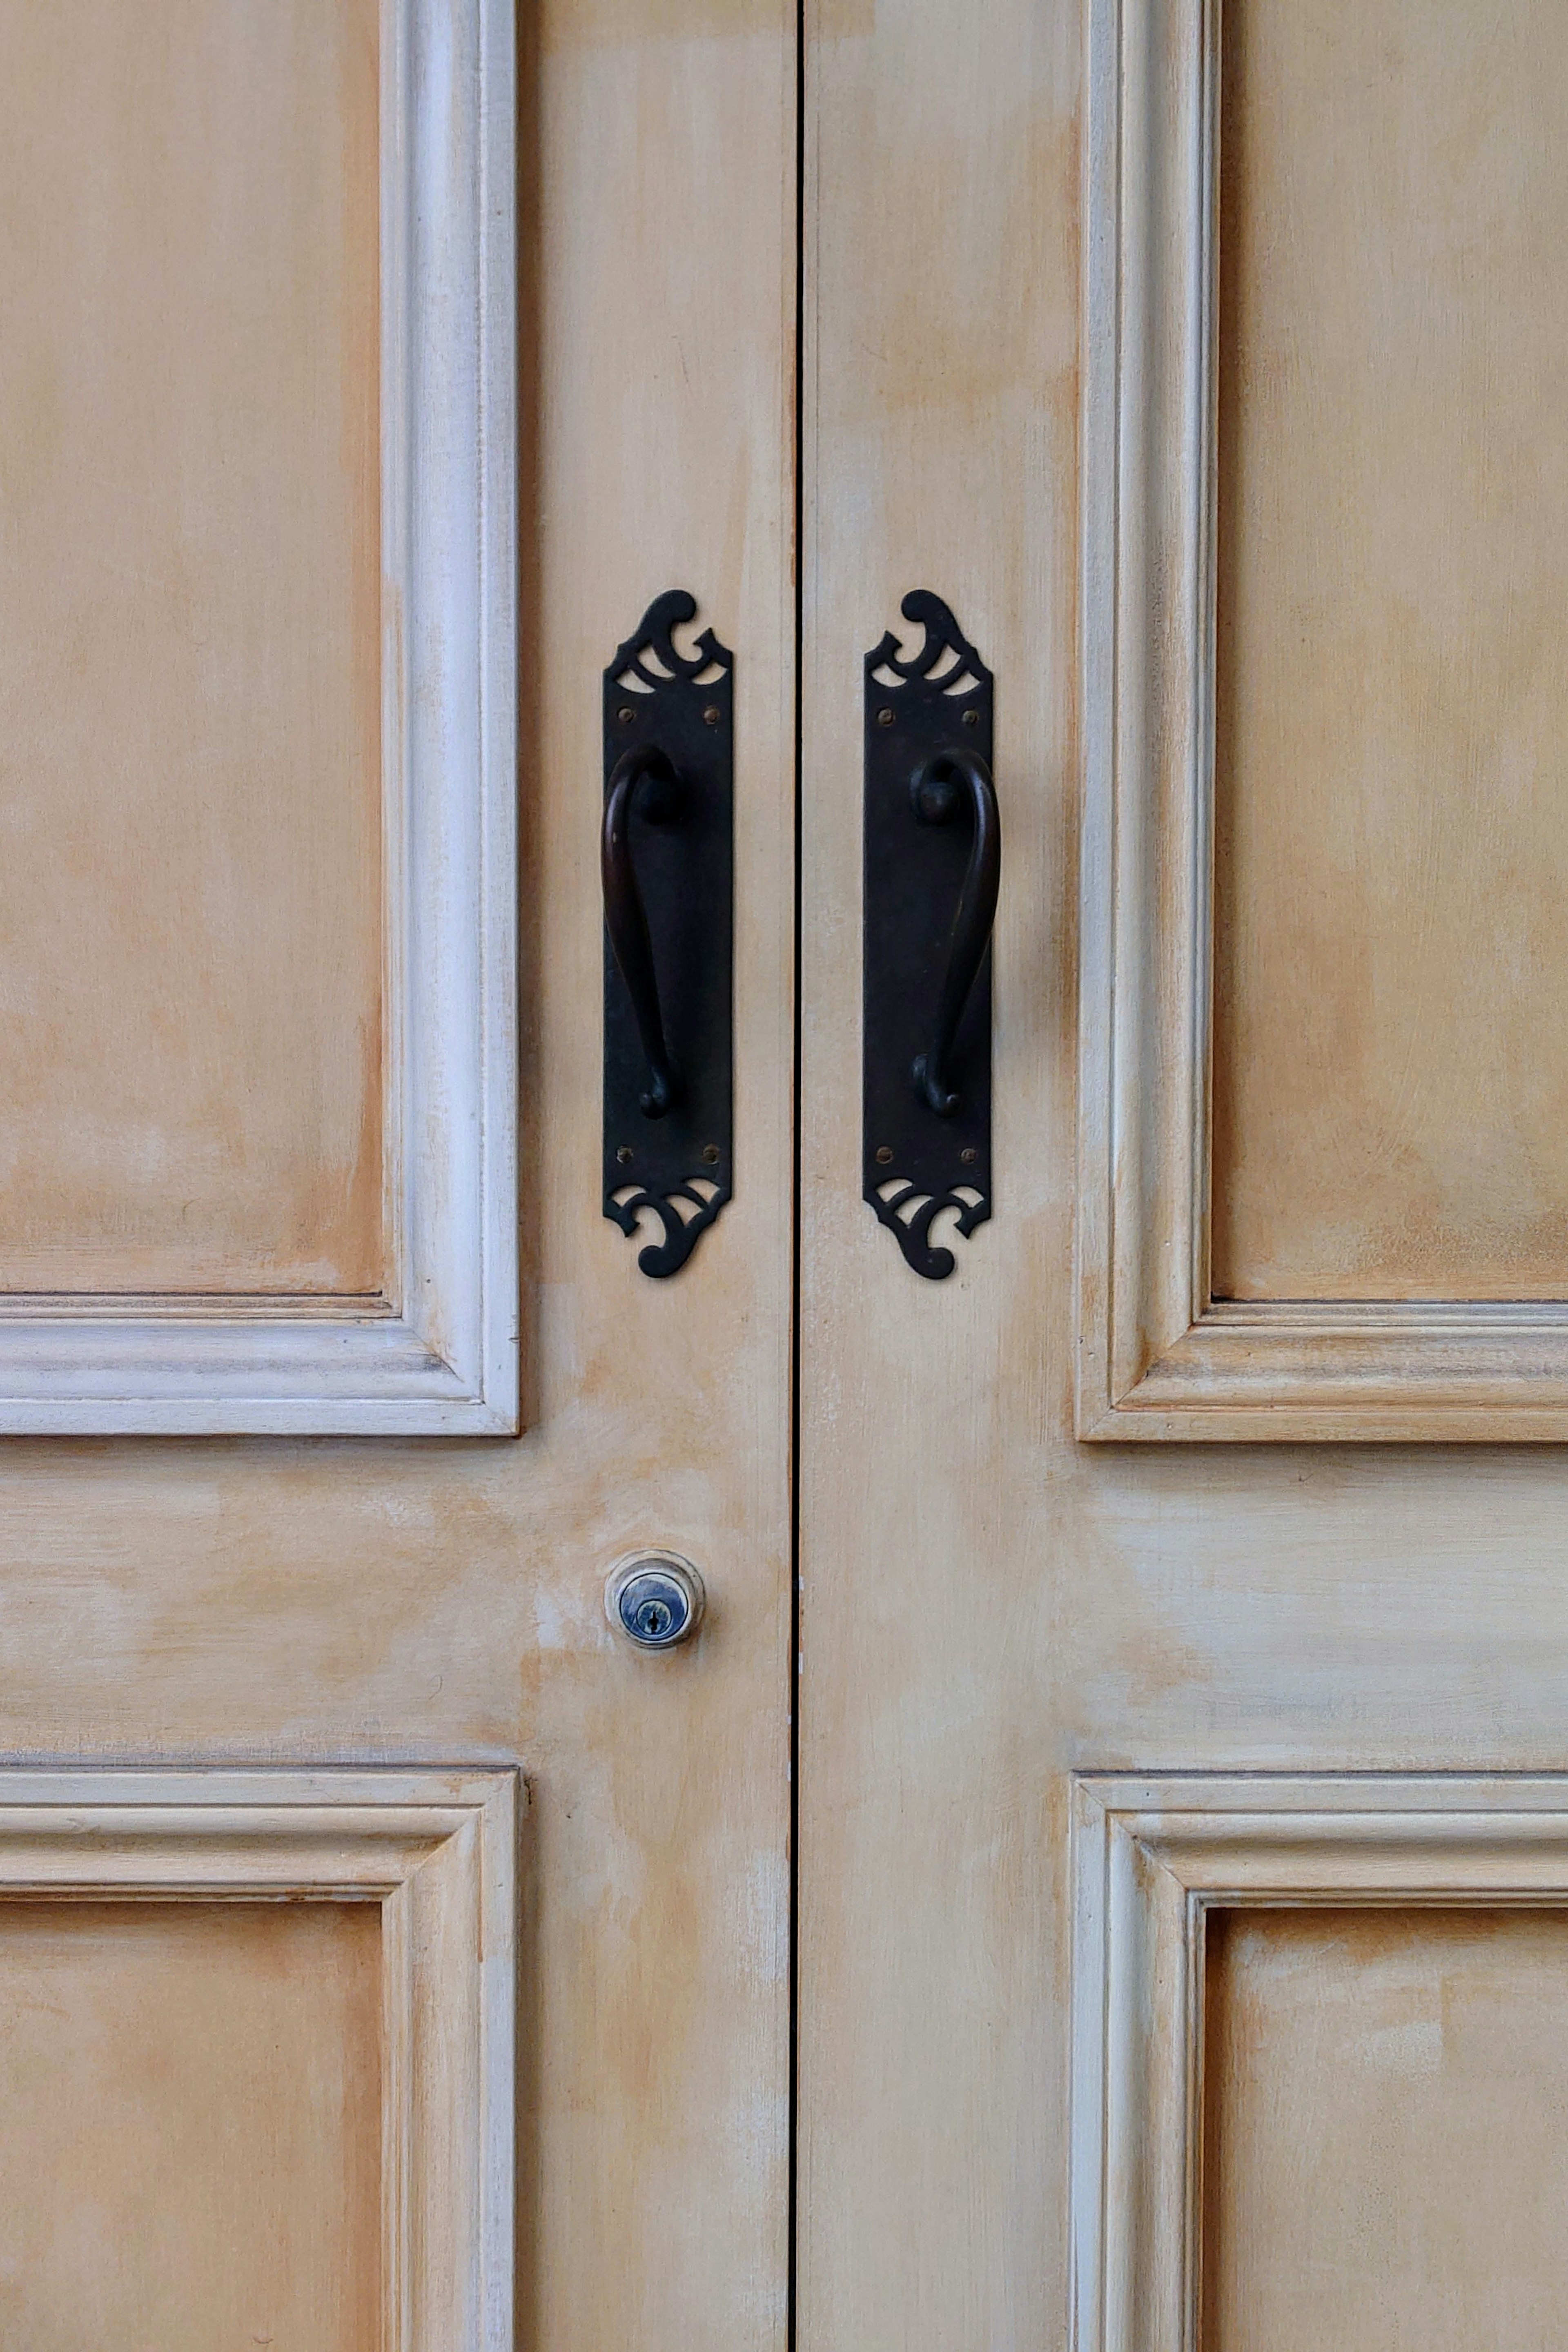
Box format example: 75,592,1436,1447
4,1,1568,2346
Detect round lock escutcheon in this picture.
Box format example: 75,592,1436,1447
606,1551,706,1650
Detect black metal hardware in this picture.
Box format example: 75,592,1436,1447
603,591,733,1276
863,592,997,1278
910,748,1001,1118
602,745,682,1118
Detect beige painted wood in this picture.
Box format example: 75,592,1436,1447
800,8,1568,2352
0,0,517,1431
1069,1777,1568,2352
798,2,1075,2342
0,2,794,2346
1203,1907,1568,2352
0,1768,518,2352
1075,0,1568,1436
0,0,384,1296
1212,0,1568,1309
0,1902,383,2349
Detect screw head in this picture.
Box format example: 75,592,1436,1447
617,705,636,725
877,707,895,728
616,1145,633,1166
875,1144,893,1166
962,707,980,728
960,1147,978,1165
703,705,721,727
702,1143,720,1165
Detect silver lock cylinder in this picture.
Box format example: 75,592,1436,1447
606,1552,706,1649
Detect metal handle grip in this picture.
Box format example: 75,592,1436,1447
601,744,682,1118
909,749,1001,1117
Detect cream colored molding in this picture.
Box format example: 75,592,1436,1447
0,0,517,1434
1076,0,1568,1440
0,1765,519,2351
1070,1772,1568,2352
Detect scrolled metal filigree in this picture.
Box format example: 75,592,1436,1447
867,1176,990,1282
602,592,734,1278
862,592,996,1279
604,1175,731,1280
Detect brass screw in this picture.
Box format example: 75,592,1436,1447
877,708,895,728
617,1145,634,1166
618,705,635,725
960,1147,978,1165
703,706,721,727
962,708,980,728
702,1143,720,1165
875,1145,893,1165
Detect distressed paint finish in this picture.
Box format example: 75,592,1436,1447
0,1768,517,2350
1069,1779,1568,2352
0,0,517,1432
1203,1908,1568,2352
0,1901,383,2349
1212,0,1568,1306
0,3,793,2348
1075,0,1568,1436
798,0,1077,2343
800,8,1568,2352
0,1,385,1296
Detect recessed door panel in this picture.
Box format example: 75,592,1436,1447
0,1900,383,2350
1076,0,1568,1432
1203,1907,1568,2352
1212,0,1568,1305
0,2,384,1298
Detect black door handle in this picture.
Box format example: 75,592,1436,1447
601,744,682,1118
601,592,734,1278
909,749,1001,1118
862,593,996,1278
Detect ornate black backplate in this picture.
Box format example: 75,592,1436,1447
603,591,734,1276
863,592,994,1278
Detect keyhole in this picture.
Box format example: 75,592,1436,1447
607,1552,705,1649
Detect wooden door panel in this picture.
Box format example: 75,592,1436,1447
0,0,515,1432
0,1768,514,2352
1212,1,1568,1310
797,0,1075,2343
1202,1907,1568,2352
1077,0,1568,1435
0,1902,383,2350
1070,1779,1568,2352
0,0,385,1302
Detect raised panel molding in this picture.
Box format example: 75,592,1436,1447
1070,1773,1568,2352
0,0,516,1435
0,1766,519,2351
1076,0,1568,1440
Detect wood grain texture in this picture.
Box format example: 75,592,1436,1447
511,2,797,2319
0,1768,517,2352
1076,0,1568,1435
0,1900,383,2352
0,0,519,1430
0,0,795,2344
1071,1777,1568,2352
0,0,385,1297
1202,1907,1568,2352
799,2,1568,2347
797,0,1076,2341
1212,1,1568,1305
